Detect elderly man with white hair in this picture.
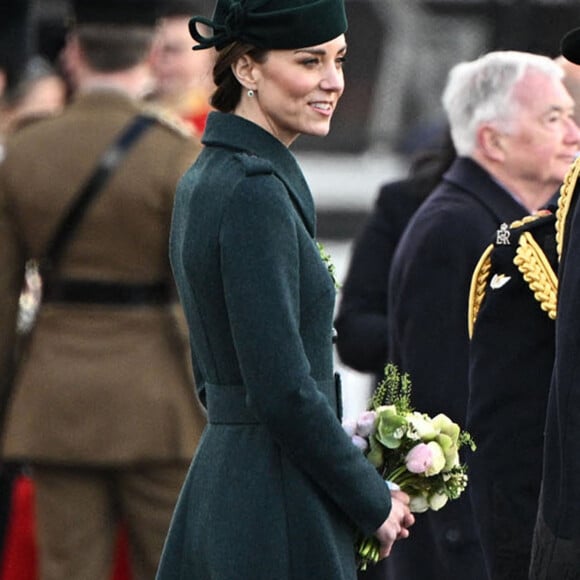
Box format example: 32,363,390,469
382,50,580,580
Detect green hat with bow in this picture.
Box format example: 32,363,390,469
189,0,347,51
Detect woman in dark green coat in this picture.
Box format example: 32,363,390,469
157,1,414,578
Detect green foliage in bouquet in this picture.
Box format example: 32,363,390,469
345,363,476,570
316,241,341,290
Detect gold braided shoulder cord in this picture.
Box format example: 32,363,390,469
513,232,558,320
556,157,580,262
468,244,493,339
509,210,551,230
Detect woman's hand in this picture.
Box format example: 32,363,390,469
374,490,415,559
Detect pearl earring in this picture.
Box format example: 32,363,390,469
247,89,255,97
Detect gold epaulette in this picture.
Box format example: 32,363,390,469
468,243,493,339
556,156,580,262
513,232,557,320
508,209,552,230
468,210,557,338
140,104,194,138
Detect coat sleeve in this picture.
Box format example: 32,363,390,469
219,175,392,536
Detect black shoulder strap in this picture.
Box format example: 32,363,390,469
41,113,156,275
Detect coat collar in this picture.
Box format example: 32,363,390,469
202,112,316,236
443,156,528,220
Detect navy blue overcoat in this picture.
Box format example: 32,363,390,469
385,156,529,579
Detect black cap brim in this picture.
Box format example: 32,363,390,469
561,27,580,65
73,0,160,26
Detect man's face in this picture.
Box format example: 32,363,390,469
149,16,215,97
499,69,580,190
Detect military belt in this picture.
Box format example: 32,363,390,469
43,279,172,306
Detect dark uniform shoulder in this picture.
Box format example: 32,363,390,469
468,210,557,337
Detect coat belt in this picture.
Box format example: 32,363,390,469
205,376,342,425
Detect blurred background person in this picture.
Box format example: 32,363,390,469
0,0,54,563
0,0,207,579
385,50,580,580
0,51,68,580
147,0,216,136
0,56,67,143
334,130,455,387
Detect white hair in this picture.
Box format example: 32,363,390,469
441,51,565,156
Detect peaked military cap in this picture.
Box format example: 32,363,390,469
189,0,347,51
0,0,32,91
561,26,580,64
159,0,211,18
72,0,161,26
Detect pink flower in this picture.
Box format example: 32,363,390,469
352,434,369,452
356,411,377,438
342,419,357,438
405,443,433,474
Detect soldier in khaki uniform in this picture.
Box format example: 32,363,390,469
0,1,206,578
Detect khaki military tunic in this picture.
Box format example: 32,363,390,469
0,90,207,464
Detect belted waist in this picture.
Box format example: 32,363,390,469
43,279,172,306
205,376,342,425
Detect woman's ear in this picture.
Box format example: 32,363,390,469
231,54,258,92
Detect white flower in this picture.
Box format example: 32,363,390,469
432,413,461,443
429,492,449,511
409,494,430,513
406,412,438,441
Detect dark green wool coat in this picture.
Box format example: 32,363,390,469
157,112,392,579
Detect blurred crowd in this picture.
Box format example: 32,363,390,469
0,1,214,579
0,0,216,152
4,0,580,580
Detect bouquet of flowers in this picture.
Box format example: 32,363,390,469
342,363,476,571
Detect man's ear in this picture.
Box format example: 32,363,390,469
478,124,506,162
231,53,259,92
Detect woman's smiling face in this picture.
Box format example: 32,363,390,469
235,35,347,146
